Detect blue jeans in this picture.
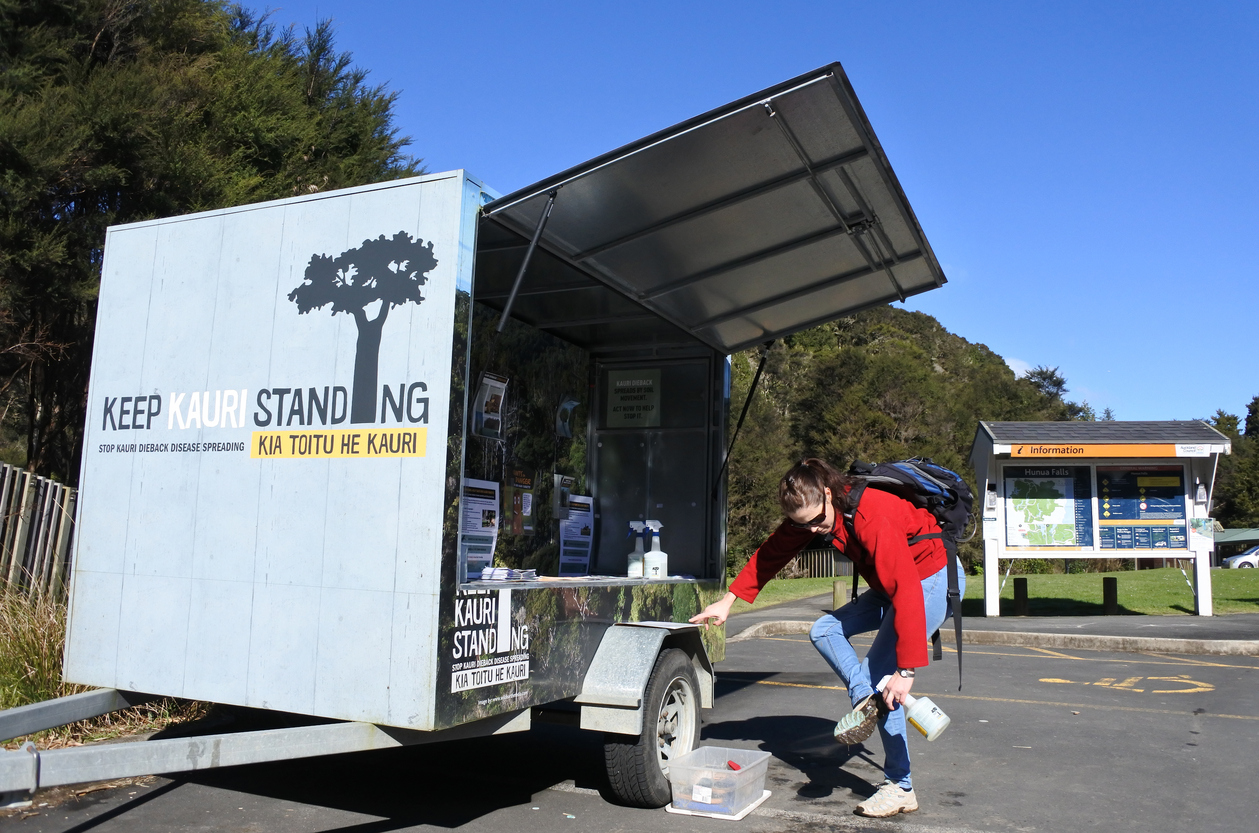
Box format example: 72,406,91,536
809,560,964,790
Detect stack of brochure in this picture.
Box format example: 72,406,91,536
479,567,537,581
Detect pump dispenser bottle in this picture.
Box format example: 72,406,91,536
627,521,646,578
644,520,667,579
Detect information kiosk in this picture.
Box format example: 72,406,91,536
969,421,1231,616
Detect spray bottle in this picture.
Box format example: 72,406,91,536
644,520,668,579
627,521,647,578
877,675,950,741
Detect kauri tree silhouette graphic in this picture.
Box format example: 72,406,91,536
289,232,438,423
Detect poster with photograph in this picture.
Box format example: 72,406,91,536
472,372,509,440
459,478,500,579
1189,518,1216,552
558,495,594,576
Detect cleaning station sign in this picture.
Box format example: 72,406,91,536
66,173,482,727
970,422,1231,617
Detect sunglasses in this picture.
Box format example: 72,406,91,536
785,506,828,530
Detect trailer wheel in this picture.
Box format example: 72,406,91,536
603,647,700,808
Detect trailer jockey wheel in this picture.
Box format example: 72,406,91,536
604,648,700,808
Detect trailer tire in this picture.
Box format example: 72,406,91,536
603,647,700,808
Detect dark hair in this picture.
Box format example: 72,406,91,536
778,457,856,516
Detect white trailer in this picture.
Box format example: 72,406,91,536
0,63,947,809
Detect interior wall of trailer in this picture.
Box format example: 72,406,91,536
459,301,725,580
462,302,591,576
589,355,722,579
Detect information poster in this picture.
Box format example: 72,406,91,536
1189,518,1215,551
459,478,500,578
1097,466,1186,549
472,372,508,440
607,369,660,428
558,495,594,576
552,474,575,520
1003,466,1094,548
505,469,534,535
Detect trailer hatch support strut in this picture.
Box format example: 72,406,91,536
497,190,557,332
712,340,774,500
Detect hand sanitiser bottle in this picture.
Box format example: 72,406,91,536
627,521,647,578
644,520,668,579
877,675,950,741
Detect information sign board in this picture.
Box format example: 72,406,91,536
1097,465,1186,549
1003,465,1094,548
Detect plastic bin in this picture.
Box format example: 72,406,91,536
667,746,771,816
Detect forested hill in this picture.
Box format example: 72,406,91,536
723,305,1087,569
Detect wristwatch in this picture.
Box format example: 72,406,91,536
895,667,916,678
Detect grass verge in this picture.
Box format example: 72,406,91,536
728,567,1259,618
0,592,205,750
729,575,866,616
961,566,1259,616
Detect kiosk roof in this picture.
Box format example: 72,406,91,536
978,421,1230,445
475,63,945,354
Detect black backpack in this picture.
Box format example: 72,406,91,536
837,458,975,689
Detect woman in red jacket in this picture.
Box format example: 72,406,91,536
690,457,963,818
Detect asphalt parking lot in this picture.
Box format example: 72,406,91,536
3,629,1256,833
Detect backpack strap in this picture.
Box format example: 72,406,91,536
843,502,963,689
841,482,868,604
944,538,962,690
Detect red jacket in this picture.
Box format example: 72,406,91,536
728,487,946,668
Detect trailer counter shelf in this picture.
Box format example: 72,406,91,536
0,63,948,810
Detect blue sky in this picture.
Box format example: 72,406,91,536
262,1,1256,423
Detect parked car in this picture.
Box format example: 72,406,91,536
1224,545,1259,568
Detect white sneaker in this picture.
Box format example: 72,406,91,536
855,779,918,817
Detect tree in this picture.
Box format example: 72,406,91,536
1101,407,1116,421
721,306,1087,574
1025,365,1068,400
1210,403,1259,528
1067,400,1096,421
0,0,421,480
289,233,437,423
1211,409,1240,437
1245,396,1259,438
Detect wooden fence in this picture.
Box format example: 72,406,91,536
776,548,853,580
0,463,77,600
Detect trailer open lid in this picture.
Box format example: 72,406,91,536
475,63,946,354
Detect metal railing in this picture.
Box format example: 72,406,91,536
776,548,853,580
0,463,77,600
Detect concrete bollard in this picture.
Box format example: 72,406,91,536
1013,577,1029,616
1103,576,1119,615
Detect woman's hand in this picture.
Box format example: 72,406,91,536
882,671,914,709
689,592,738,629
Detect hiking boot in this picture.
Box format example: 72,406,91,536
855,780,918,817
833,693,882,745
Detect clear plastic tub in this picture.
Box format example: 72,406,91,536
667,746,771,816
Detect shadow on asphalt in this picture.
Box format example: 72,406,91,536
708,672,879,800
102,672,877,832
136,708,616,832
701,714,877,800
960,597,1142,617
